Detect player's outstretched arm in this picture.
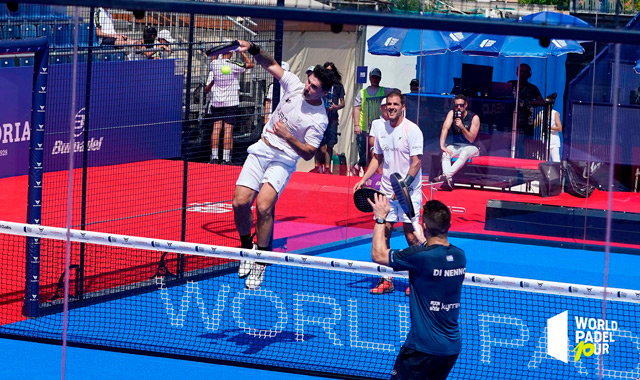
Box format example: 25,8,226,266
369,193,391,266
237,40,284,81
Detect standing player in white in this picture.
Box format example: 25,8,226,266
205,48,254,164
354,91,425,295
367,97,389,176
232,40,337,289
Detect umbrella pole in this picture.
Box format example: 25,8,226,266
511,57,521,159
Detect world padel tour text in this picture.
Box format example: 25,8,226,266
156,279,640,379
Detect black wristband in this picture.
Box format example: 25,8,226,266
248,42,261,56
404,174,415,185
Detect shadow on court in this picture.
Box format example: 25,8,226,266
201,329,317,355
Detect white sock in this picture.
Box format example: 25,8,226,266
211,148,218,160
223,149,231,161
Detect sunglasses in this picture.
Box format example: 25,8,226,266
453,103,465,108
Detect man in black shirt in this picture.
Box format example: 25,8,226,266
509,63,544,158
434,94,480,190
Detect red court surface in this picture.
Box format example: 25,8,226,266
2,159,640,248
1,160,639,325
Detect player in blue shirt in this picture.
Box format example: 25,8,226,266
369,195,466,380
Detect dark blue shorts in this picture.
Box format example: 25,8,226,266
101,37,116,45
210,105,238,126
390,346,459,380
320,120,339,148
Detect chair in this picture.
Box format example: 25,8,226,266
96,53,111,62
4,25,20,40
0,5,8,22
20,24,38,39
1,58,16,68
37,24,52,40
51,55,67,65
19,57,34,66
23,4,43,22
53,23,72,49
50,5,69,21
37,5,56,21
78,23,94,48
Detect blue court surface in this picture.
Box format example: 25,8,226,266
2,233,639,379
315,234,640,290
0,338,333,380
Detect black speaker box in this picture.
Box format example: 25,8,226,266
538,162,562,197
485,199,640,245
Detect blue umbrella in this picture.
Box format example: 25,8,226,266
519,11,591,27
461,34,584,58
367,28,469,56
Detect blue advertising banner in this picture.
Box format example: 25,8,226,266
0,59,183,179
0,67,33,178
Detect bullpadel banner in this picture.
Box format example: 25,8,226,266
0,59,183,178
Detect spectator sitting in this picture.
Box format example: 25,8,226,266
434,94,481,191
156,29,175,58
129,26,159,60
95,7,129,47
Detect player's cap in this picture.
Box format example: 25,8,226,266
380,98,387,106
306,65,315,75
281,61,290,71
157,29,175,43
369,68,382,77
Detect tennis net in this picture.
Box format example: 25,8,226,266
1,221,639,379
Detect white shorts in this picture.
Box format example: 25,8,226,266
236,140,297,194
376,188,423,224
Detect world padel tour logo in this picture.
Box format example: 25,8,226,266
547,311,619,363
51,108,104,154
384,37,399,47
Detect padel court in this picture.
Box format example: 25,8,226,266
1,229,639,380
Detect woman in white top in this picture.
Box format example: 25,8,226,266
545,93,563,162
205,50,254,164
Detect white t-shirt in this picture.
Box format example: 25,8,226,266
373,117,424,196
261,71,328,163
369,117,386,140
95,8,116,44
207,58,246,108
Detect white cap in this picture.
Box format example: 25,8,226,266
157,29,175,43
306,65,315,75
380,98,387,106
281,61,290,71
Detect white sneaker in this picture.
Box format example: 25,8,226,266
238,260,252,278
245,263,267,290
238,244,257,278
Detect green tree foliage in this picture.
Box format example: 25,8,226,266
393,0,423,13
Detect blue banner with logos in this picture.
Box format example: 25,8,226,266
0,59,183,178
0,67,33,178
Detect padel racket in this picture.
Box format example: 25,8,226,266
353,187,384,213
205,40,240,57
390,173,423,237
